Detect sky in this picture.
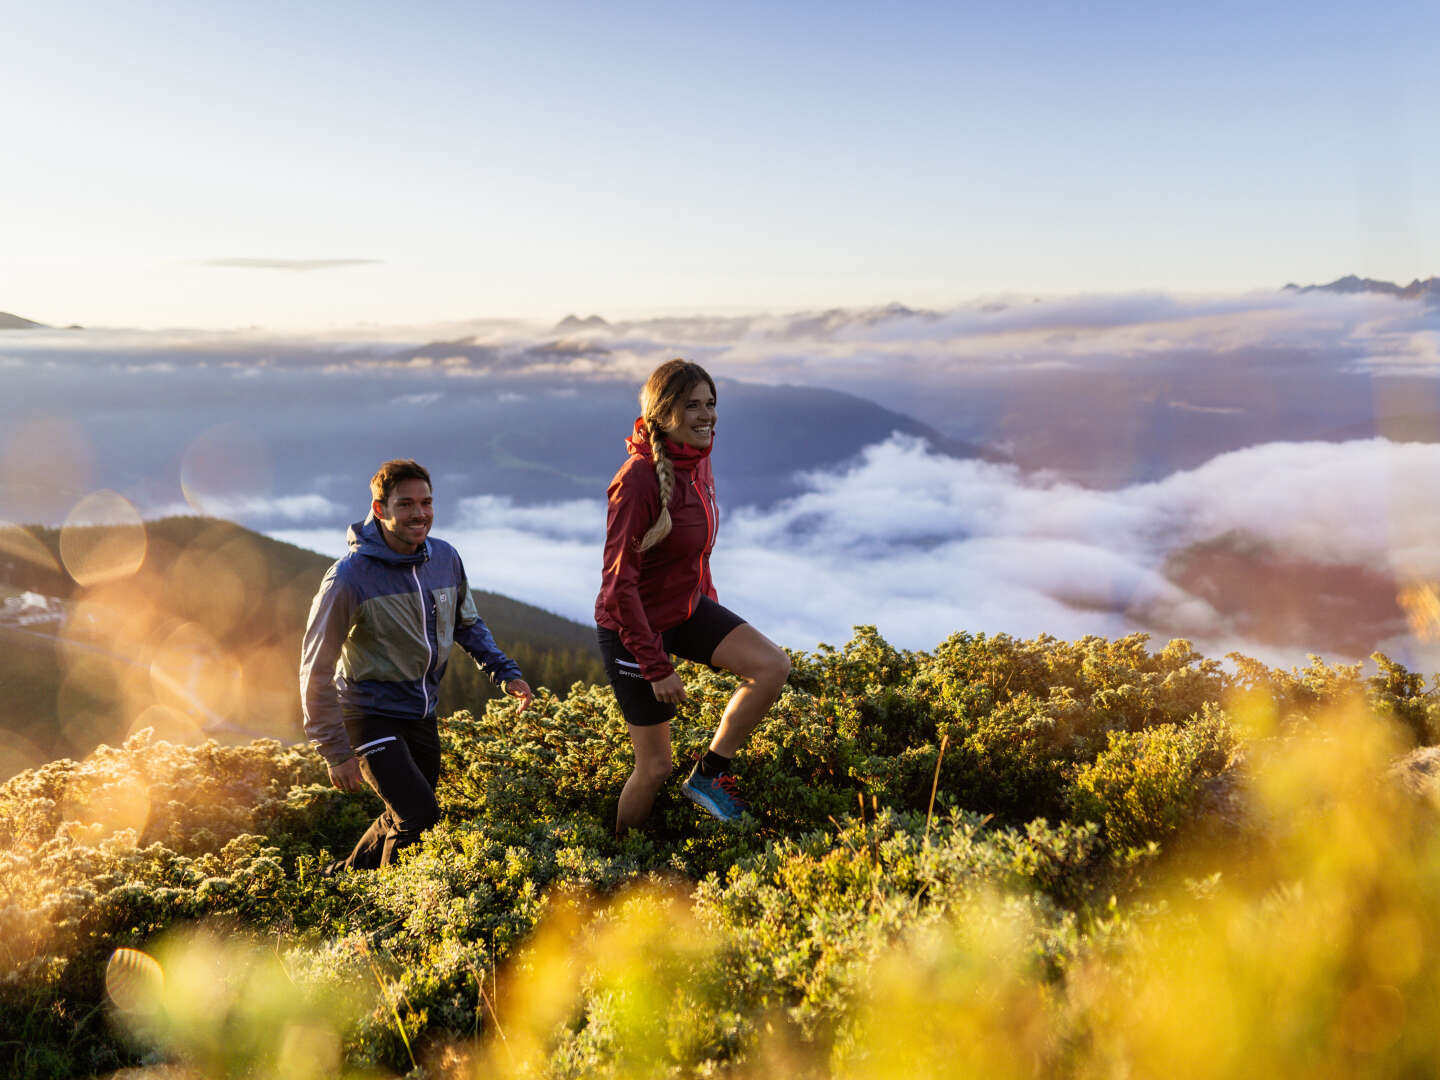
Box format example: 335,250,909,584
3,0,1437,330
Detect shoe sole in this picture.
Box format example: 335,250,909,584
681,780,743,822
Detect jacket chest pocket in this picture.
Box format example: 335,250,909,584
432,589,456,655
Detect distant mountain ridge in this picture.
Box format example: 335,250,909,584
553,313,611,332
0,311,46,329
1285,275,1440,305
548,301,941,341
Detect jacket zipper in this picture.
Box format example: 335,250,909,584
412,566,432,714
687,476,717,617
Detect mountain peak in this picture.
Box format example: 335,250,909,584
0,311,47,330
1285,275,1440,304
554,314,611,332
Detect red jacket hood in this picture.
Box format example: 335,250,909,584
625,417,713,470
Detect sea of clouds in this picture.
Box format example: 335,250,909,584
272,432,1440,669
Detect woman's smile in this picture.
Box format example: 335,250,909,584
670,381,716,449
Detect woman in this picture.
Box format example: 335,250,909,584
595,359,790,831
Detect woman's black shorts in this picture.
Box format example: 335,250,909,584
596,597,747,727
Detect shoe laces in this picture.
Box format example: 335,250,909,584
715,772,749,807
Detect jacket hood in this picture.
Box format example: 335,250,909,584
347,515,430,566
625,417,713,471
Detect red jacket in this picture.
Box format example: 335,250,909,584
595,420,719,680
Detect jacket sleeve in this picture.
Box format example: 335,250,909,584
597,467,674,681
454,576,524,688
299,563,357,766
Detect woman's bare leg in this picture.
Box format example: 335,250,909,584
616,721,674,833
707,624,790,757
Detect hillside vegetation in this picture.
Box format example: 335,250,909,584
0,517,602,774
3,627,1440,1078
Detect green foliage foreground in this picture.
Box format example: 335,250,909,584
3,628,1440,1078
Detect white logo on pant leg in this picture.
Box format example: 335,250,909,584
615,658,646,680
355,735,398,758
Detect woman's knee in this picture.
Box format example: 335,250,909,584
750,646,790,694
636,754,674,787
715,627,790,695
628,722,674,788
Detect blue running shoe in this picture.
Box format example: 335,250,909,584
682,767,750,822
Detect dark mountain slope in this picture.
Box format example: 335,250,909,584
0,517,600,777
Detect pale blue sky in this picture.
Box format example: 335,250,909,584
2,0,1435,329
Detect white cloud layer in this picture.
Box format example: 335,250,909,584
157,493,345,522
271,435,1440,670
10,285,1432,374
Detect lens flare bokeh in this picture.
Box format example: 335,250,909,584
105,947,166,1016
59,490,147,586
149,620,243,726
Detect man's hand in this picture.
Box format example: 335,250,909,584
504,678,534,712
650,672,687,704
328,756,366,793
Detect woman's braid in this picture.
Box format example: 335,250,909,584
631,358,714,553
635,419,675,551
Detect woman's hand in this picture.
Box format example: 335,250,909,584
504,679,534,712
650,673,687,704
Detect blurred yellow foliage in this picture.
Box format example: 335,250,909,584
110,927,368,1080
1398,581,1440,641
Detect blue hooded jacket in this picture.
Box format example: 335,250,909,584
299,517,522,765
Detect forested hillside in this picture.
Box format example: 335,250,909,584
3,628,1439,1078
0,517,601,775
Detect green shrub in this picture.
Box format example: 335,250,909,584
1071,705,1238,850
1367,652,1440,746
0,627,1358,1078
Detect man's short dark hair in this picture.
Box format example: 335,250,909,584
370,460,432,505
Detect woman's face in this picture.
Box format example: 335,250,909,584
666,380,716,449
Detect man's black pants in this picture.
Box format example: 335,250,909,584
337,710,442,870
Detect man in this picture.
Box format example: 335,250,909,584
300,459,532,871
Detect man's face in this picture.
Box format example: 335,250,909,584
373,478,433,554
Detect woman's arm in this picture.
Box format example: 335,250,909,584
597,465,674,681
